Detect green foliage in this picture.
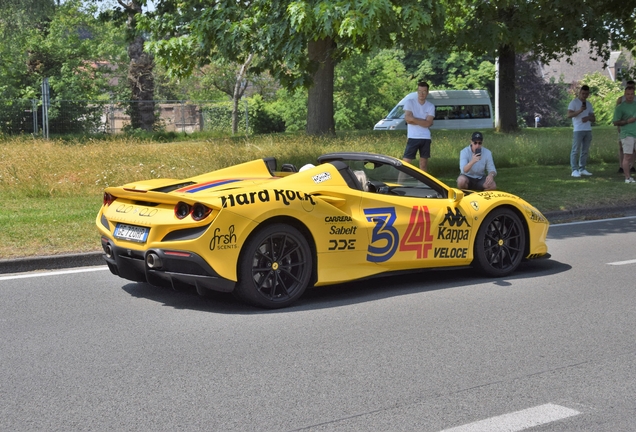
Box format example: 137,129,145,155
334,49,412,130
439,0,636,132
270,89,308,132
516,55,570,127
0,100,36,134
248,95,285,134
153,64,225,102
444,52,495,93
143,0,445,135
404,49,495,95
580,72,623,126
0,0,127,133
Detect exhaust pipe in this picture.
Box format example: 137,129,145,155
146,253,162,269
103,243,113,258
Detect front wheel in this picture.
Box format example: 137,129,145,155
473,208,526,277
234,223,312,309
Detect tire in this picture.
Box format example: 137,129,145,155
234,223,312,309
473,208,526,277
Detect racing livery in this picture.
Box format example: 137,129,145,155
97,152,549,308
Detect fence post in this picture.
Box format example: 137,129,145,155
31,99,38,136
180,100,185,133
244,98,249,136
41,78,50,139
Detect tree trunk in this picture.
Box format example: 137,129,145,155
498,44,518,133
232,53,254,135
127,35,155,131
307,37,335,136
121,0,155,132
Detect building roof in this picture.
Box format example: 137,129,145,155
539,40,624,83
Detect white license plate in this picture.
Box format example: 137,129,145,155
114,223,149,243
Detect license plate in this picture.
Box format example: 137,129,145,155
114,223,149,243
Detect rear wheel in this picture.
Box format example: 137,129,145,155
473,208,526,277
234,224,312,309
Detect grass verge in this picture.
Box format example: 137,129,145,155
1,127,635,259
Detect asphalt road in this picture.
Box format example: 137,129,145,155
1,217,636,431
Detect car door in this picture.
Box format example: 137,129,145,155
360,188,475,271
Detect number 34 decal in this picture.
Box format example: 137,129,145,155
364,205,432,262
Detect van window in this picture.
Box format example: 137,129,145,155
434,105,491,120
387,105,405,120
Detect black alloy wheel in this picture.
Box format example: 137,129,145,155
473,208,526,277
235,223,312,309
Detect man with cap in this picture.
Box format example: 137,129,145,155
457,131,497,191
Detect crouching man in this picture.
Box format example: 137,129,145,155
457,131,497,191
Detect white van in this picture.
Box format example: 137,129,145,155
373,90,493,131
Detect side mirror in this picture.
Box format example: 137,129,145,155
449,188,464,203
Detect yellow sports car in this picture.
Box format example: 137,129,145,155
97,152,549,308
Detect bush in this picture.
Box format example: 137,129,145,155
248,95,285,134
270,89,307,132
580,72,623,126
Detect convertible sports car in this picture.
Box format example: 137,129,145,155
97,152,549,308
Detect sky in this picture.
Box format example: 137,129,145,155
76,0,156,13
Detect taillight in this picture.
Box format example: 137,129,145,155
191,203,212,221
175,202,191,219
103,192,116,206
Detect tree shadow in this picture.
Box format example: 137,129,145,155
548,215,636,239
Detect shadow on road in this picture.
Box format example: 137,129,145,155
548,216,636,240
120,257,571,314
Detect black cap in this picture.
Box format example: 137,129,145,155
471,131,483,141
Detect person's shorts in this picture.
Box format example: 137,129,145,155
403,138,431,160
621,136,636,155
459,174,487,191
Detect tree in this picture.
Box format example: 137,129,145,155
440,0,636,132
142,0,444,136
580,72,623,126
516,55,569,127
0,0,126,133
201,56,255,135
334,49,412,130
407,49,495,95
0,0,57,98
114,0,156,131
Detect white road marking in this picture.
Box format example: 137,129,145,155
0,266,108,281
439,403,581,432
608,259,636,266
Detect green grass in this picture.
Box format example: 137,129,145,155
0,197,101,258
1,126,634,259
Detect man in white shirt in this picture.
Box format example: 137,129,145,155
403,81,435,172
567,85,596,178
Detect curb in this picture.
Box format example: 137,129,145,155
2,205,636,275
0,251,104,275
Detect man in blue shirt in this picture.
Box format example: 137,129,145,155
457,131,497,191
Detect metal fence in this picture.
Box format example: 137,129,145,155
0,99,249,136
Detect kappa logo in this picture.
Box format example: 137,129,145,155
440,207,470,227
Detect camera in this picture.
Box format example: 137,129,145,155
475,147,482,156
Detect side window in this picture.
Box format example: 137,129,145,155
434,104,491,120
